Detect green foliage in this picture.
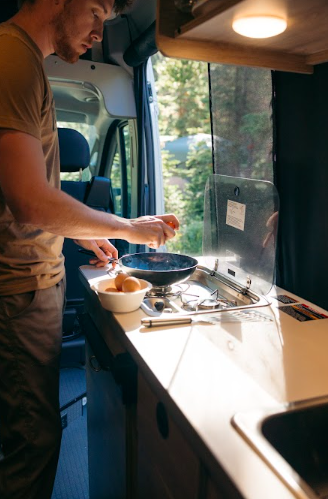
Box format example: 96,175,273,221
179,142,213,220
210,65,273,180
166,220,204,255
152,54,213,255
152,54,211,137
152,55,273,257
162,141,212,255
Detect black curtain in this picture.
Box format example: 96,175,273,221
273,64,328,309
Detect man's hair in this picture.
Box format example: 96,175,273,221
18,0,134,14
17,0,35,7
113,0,133,15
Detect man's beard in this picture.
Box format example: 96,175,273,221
51,11,80,64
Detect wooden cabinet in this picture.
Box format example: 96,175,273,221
137,373,201,499
157,0,328,74
82,292,241,499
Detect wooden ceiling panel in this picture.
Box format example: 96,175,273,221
157,0,328,73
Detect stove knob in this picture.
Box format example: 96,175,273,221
154,301,165,312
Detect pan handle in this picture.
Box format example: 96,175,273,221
78,248,118,264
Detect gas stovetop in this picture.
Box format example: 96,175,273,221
140,265,271,318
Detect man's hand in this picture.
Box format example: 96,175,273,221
74,239,118,267
155,214,180,231
128,214,180,249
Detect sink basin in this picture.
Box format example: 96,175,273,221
232,396,328,499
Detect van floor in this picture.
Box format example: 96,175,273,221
52,367,89,499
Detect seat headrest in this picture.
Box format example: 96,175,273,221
58,128,90,173
0,1,18,23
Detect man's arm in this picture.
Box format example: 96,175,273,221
0,130,179,248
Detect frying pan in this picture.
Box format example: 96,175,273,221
79,250,198,287
118,252,198,287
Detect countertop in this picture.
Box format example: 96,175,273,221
79,263,328,499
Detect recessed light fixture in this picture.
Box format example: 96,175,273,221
232,15,287,39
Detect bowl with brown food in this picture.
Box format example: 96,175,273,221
91,273,152,313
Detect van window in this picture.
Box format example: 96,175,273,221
152,54,273,257
210,65,273,181
152,54,211,256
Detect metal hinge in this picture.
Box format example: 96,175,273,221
241,276,252,295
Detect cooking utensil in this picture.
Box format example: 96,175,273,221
79,249,198,287
142,315,230,327
141,309,273,327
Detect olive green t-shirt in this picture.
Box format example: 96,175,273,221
0,23,65,295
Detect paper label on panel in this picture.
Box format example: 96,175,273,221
226,200,246,231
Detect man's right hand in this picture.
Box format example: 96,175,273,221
127,214,179,249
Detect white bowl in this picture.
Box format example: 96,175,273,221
91,277,152,313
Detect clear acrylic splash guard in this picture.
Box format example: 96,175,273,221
203,175,279,295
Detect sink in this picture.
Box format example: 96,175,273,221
232,396,328,499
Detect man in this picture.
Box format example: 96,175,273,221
0,1,179,498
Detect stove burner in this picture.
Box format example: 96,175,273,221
198,298,223,309
146,282,192,299
142,278,239,316
181,296,238,312
147,285,173,297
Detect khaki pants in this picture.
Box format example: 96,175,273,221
0,279,66,499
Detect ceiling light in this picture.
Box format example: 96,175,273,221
232,15,287,39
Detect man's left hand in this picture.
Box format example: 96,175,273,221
74,239,118,267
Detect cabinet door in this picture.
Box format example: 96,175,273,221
206,477,225,499
137,373,201,499
86,340,126,499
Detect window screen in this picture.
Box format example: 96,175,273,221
209,65,273,182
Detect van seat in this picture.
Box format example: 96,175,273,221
58,128,115,355
84,176,115,213
58,127,90,202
